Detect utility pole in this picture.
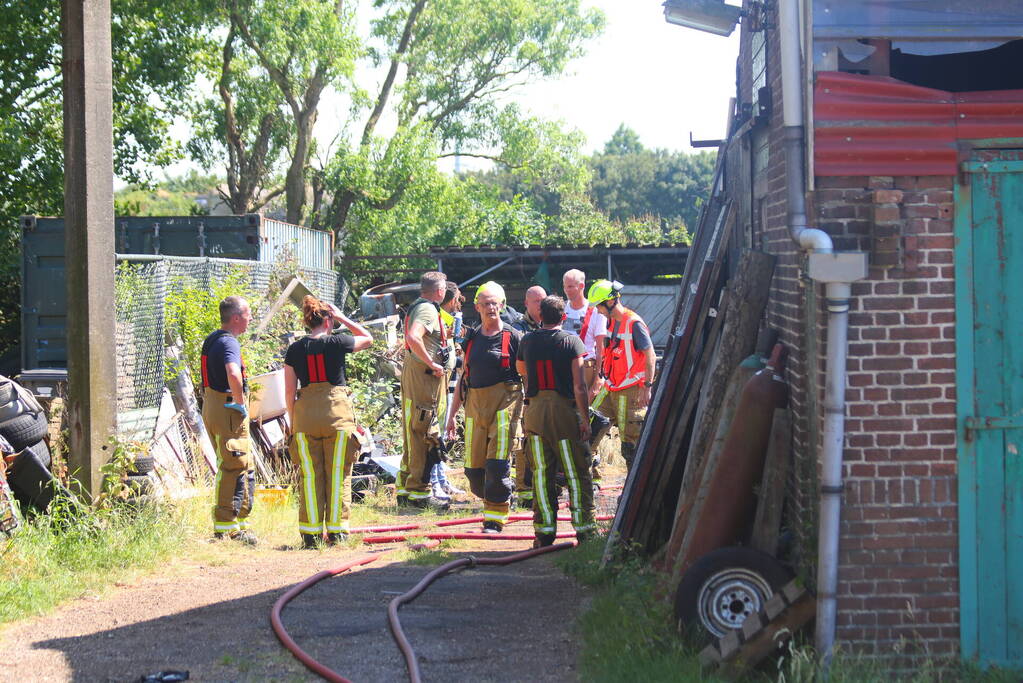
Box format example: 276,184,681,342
62,0,117,498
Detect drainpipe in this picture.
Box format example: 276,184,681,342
778,0,868,663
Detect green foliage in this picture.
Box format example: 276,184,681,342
0,0,217,354
163,265,301,390
589,126,716,237
318,0,604,235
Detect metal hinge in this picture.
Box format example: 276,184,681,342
964,415,1023,442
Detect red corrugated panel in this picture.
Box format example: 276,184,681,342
813,72,1023,176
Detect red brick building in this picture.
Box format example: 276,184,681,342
677,0,1023,668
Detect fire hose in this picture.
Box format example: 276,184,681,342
270,513,603,682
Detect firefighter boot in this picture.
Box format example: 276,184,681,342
533,533,556,548
620,442,637,471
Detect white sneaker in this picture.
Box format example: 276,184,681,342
442,482,464,496
431,484,451,501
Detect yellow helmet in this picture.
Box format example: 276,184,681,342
474,281,506,305
586,279,623,305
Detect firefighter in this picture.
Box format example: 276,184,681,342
587,279,657,471
562,268,610,485
444,281,523,533
397,272,451,510
516,295,594,547
431,281,464,500
509,285,546,509
284,296,373,549
200,295,257,544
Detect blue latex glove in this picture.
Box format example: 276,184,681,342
224,402,248,418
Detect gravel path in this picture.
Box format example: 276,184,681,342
0,524,590,682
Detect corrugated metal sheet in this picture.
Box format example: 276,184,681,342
260,218,333,270
621,285,681,351
814,72,1023,176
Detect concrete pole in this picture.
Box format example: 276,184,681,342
62,0,117,499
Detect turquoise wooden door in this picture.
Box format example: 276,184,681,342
956,147,1023,667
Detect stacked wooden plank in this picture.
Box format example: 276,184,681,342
604,209,778,562
604,192,733,558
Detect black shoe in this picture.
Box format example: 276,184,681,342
409,495,451,511
396,494,411,507
301,533,320,549
326,532,347,546
513,496,533,511
533,533,556,548
481,521,503,534
575,531,595,544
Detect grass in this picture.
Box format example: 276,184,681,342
555,535,1023,683
555,534,718,682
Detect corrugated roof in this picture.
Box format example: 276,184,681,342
813,72,1023,176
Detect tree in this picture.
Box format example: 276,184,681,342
0,0,215,353
588,125,716,235
188,19,293,214
321,0,604,239
226,0,359,225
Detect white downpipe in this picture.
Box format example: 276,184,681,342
779,0,850,663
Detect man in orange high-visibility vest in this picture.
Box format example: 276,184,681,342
586,280,657,472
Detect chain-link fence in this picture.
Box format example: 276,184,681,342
114,254,341,439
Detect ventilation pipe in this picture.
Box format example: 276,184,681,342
778,0,868,664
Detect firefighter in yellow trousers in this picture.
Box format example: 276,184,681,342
445,281,523,533
284,296,374,549
516,295,594,547
201,296,257,544
397,271,451,510
587,280,657,471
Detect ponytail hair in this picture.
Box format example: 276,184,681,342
302,295,332,330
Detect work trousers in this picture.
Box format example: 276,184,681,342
398,353,444,500
524,391,595,536
464,381,522,526
583,359,602,482
290,383,360,535
203,388,254,534
591,384,647,468
511,397,532,504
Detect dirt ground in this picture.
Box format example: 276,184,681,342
0,489,622,683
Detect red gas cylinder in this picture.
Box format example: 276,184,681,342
677,343,788,573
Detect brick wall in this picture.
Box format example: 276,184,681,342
811,174,959,659
731,0,960,664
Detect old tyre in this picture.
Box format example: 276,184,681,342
130,456,156,475
126,474,153,496
27,440,51,469
0,380,16,406
0,410,48,451
675,546,793,640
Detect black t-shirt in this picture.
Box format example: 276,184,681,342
517,328,586,399
460,324,522,388
285,334,357,387
201,329,244,393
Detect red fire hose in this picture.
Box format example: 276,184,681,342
387,542,576,683
270,512,589,682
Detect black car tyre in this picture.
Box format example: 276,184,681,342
675,546,794,640
0,410,48,451
0,381,16,406
27,440,51,469
130,456,156,475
